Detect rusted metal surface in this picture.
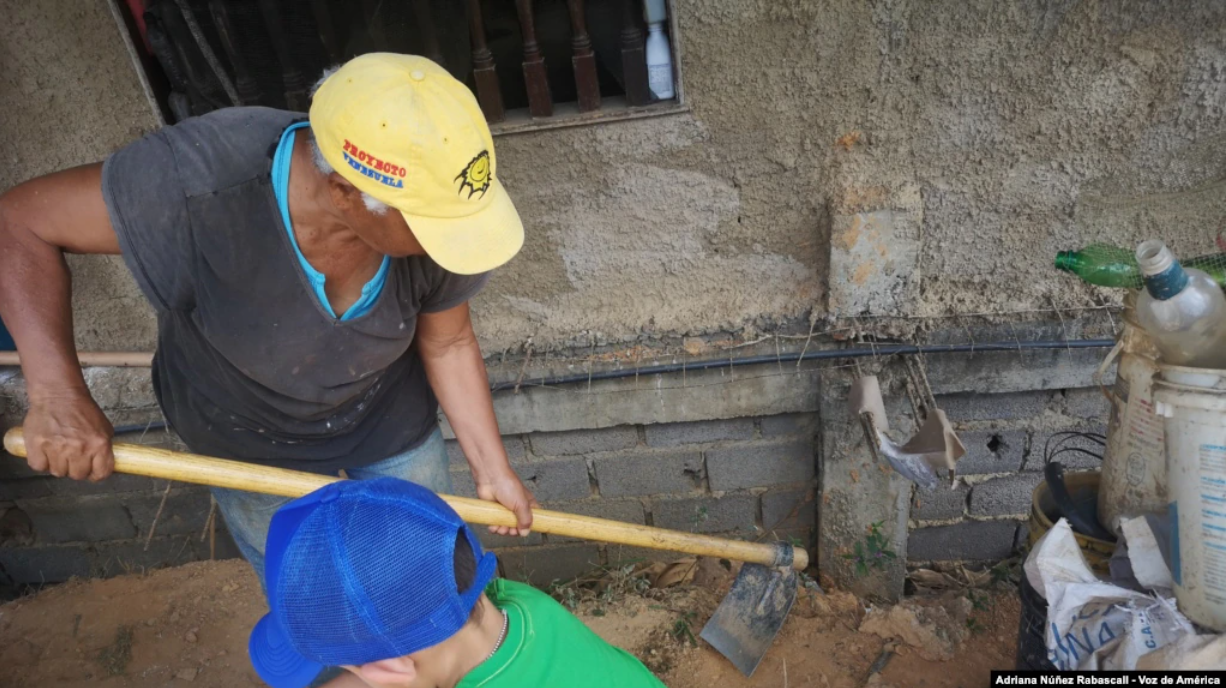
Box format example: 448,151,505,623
619,0,650,106
516,0,553,117
565,0,601,112
699,561,799,677
465,0,505,122
257,0,308,110
207,0,260,105
412,0,445,67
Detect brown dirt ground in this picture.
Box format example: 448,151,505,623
0,560,1019,688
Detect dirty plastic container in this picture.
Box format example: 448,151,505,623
1154,368,1226,631
1031,471,1115,573
1098,293,1167,535
1135,240,1226,368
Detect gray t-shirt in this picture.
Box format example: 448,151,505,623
101,108,488,472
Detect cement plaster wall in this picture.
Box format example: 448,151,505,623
483,0,1226,350
0,0,160,350
4,1,1226,352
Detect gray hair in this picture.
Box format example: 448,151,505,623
308,66,389,216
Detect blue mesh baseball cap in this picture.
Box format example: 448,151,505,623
248,478,497,688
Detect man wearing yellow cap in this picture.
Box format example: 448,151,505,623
0,54,536,583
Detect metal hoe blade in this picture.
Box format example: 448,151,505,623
699,562,798,677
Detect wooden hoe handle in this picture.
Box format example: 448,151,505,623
3,427,808,570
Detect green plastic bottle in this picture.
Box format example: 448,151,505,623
1055,244,1226,289
1055,244,1144,288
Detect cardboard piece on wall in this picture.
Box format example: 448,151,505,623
851,375,966,489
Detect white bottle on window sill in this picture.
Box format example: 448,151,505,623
645,22,674,100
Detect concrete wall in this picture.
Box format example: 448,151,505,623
10,2,1226,351
0,0,160,351
0,326,1111,598
0,432,242,586
0,1,1206,595
445,0,1226,349
0,364,818,592
451,415,817,586
908,388,1108,564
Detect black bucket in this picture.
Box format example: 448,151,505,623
1016,574,1056,671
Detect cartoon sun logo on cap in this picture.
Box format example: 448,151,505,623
455,150,492,199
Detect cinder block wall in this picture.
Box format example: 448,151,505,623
0,341,1111,597
0,415,817,592
907,388,1107,565
0,429,242,588
448,416,818,586
0,363,819,593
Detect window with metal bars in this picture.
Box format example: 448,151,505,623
122,0,681,132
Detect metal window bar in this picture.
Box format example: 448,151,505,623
257,0,308,111
465,0,506,122
207,0,259,105
136,0,673,125
359,0,390,51
619,0,651,106
412,0,445,67
516,0,554,117
565,0,602,112
308,0,341,63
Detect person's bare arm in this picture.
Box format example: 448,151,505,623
0,163,121,481
417,302,536,535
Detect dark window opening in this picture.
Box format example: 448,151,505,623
119,0,680,128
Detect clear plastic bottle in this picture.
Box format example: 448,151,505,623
645,24,674,100
643,0,674,100
1135,240,1226,368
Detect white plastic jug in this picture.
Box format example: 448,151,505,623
1098,294,1167,535
1155,369,1226,631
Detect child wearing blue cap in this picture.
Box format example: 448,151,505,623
249,477,666,688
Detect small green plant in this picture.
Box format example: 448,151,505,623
548,561,655,612
548,580,582,610
671,611,698,647
966,617,984,635
796,570,825,614
990,559,1020,586
97,626,134,676
798,571,823,592
841,521,896,577
605,563,651,600
967,589,991,612
691,506,709,532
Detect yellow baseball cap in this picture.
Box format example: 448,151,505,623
310,53,523,275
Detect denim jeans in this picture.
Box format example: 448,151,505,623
210,427,453,589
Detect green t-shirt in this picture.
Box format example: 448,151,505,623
458,579,666,688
